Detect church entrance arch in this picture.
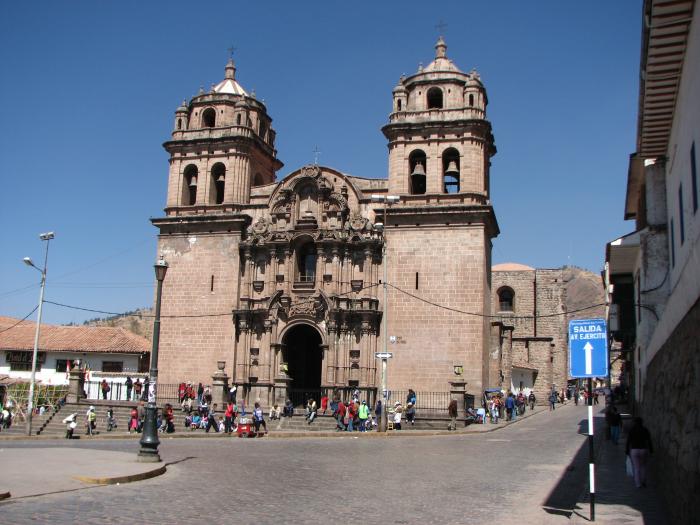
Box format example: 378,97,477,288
281,323,323,406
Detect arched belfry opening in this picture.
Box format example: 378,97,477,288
202,107,216,128
442,148,460,193
427,87,443,109
409,150,427,195
183,164,198,205
282,323,323,402
211,163,225,204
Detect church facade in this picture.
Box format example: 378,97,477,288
152,39,499,406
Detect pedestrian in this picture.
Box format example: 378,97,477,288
609,406,622,445
505,392,516,421
406,389,417,407
574,388,579,406
129,406,139,433
141,376,150,401
100,379,110,400
335,399,347,431
516,392,526,416
134,378,143,401
137,401,145,432
346,400,356,431
374,399,382,431
392,402,403,430
125,376,133,401
224,402,235,434
206,403,220,433
253,402,268,434
528,391,536,410
106,406,117,431
549,390,557,411
164,403,175,433
85,406,97,436
405,402,416,426
197,382,204,404
447,399,458,431
626,417,653,488
320,394,329,415
358,400,370,431
63,412,78,439
306,398,317,424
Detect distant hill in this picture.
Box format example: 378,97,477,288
82,307,153,341
563,266,605,320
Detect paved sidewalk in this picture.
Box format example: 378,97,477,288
571,413,668,524
0,448,167,499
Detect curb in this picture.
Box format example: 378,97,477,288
73,464,167,485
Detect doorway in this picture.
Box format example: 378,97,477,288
282,323,323,405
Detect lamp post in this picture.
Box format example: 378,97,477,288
23,231,54,436
371,194,399,432
138,256,168,462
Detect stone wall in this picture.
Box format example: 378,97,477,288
641,297,700,525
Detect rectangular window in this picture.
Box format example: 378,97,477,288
678,184,685,245
692,142,698,213
55,359,69,372
670,219,676,268
415,272,419,290
102,361,124,373
6,351,44,371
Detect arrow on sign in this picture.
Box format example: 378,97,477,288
584,342,593,375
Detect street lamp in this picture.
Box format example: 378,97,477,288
371,194,399,432
23,231,54,436
138,256,168,462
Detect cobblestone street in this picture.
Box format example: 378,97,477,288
0,405,628,524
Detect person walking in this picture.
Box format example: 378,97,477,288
358,400,370,431
447,399,458,431
100,379,110,400
609,406,622,445
549,390,557,411
253,402,268,435
197,382,204,404
528,391,536,411
626,417,653,488
125,376,133,401
206,403,220,433
374,399,382,431
405,402,416,426
224,402,235,434
505,393,516,421
335,399,346,431
85,406,97,436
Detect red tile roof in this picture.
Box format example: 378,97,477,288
0,317,150,354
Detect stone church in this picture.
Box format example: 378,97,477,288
152,39,500,406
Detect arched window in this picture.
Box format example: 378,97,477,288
177,118,182,130
442,148,460,193
259,120,267,140
236,113,241,125
427,87,443,109
252,173,264,187
397,99,402,111
297,242,317,282
469,94,474,107
498,287,515,312
409,150,427,195
183,164,198,206
202,107,216,128
211,163,225,204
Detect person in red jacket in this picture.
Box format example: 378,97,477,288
224,402,235,434
346,401,357,432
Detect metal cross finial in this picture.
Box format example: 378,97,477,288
435,20,448,36
313,146,321,165
227,45,237,59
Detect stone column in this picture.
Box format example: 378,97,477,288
212,369,229,407
450,380,467,419
66,365,85,403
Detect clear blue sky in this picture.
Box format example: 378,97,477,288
0,1,641,325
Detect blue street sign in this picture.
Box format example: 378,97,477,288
569,318,608,378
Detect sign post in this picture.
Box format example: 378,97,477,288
569,318,608,523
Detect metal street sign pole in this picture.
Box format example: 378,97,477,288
568,318,608,523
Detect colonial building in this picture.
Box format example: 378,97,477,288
153,39,499,406
488,264,568,400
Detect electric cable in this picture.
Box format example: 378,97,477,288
0,306,38,334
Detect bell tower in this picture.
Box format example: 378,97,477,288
378,38,499,395
382,37,495,197
162,58,283,213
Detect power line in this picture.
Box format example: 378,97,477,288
0,306,38,334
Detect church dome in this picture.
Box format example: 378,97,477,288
422,37,462,73
212,58,248,96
